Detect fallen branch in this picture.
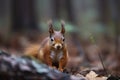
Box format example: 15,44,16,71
0,51,86,80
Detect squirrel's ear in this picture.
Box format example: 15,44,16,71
61,20,65,34
48,20,54,34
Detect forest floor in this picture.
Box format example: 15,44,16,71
0,34,119,80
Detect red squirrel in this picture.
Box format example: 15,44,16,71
25,20,68,72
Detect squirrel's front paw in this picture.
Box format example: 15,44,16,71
58,68,63,72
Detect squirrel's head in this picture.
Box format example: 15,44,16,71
48,20,65,50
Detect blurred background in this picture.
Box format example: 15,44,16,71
0,0,120,75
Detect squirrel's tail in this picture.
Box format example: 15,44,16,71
24,44,40,58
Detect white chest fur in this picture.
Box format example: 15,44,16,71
50,50,63,61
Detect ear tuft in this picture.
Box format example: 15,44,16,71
48,20,54,34
61,20,65,26
61,20,65,34
47,20,52,26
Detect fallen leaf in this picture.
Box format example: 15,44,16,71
86,71,107,80
86,71,98,80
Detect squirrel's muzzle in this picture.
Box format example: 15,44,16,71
54,43,62,50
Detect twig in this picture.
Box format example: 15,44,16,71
89,33,109,76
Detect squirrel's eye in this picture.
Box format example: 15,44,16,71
51,38,54,41
63,38,65,41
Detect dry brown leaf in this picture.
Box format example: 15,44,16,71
86,71,98,80
86,71,107,80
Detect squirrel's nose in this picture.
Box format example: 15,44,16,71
57,45,61,49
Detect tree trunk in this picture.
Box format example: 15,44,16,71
11,0,39,34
